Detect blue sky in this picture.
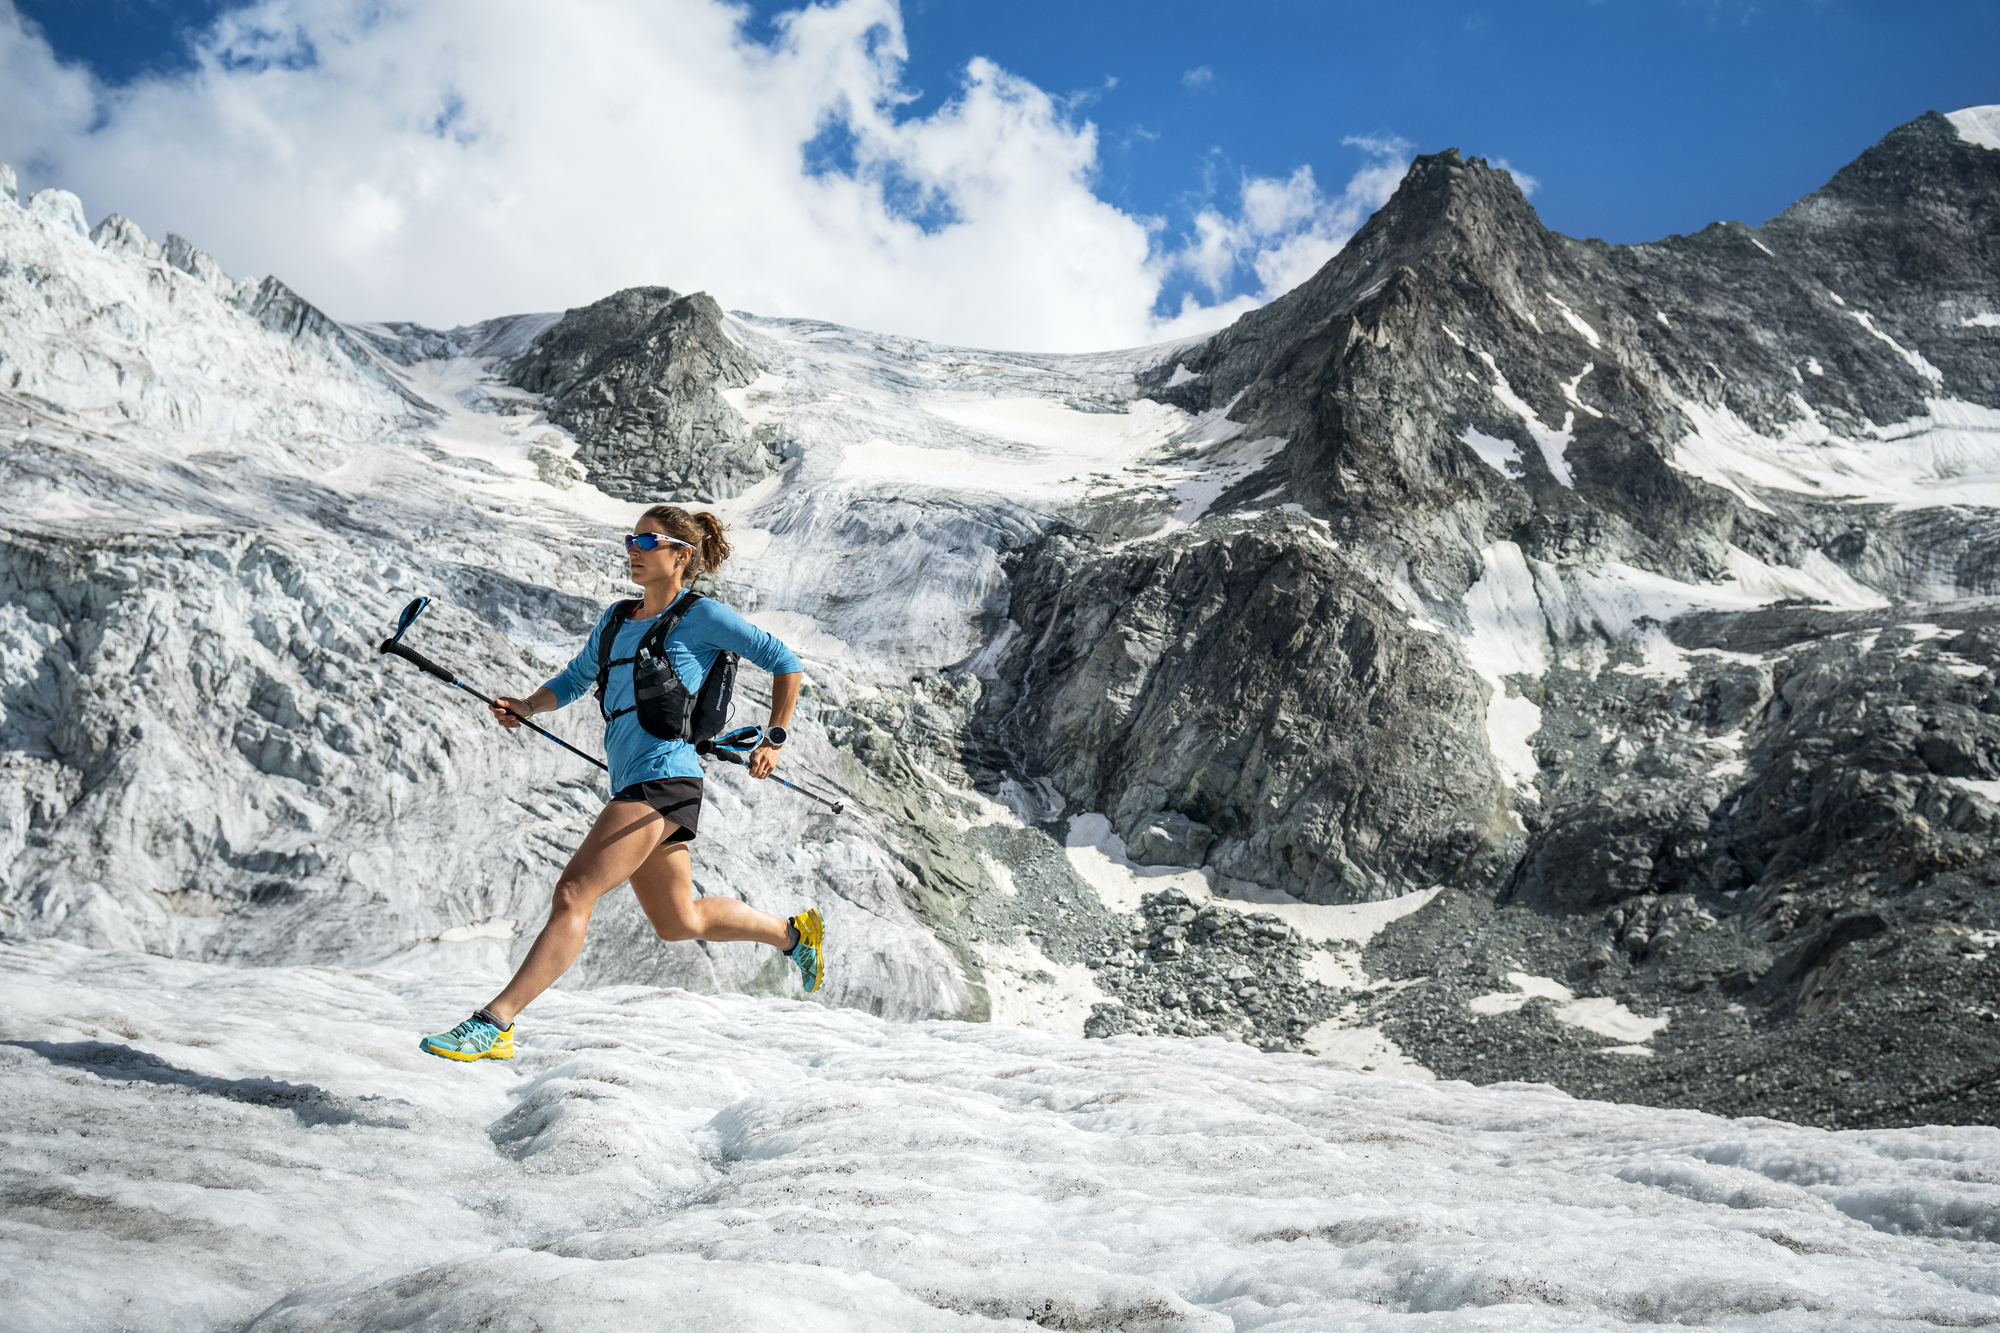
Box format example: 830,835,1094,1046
846,0,1998,235
6,0,1996,347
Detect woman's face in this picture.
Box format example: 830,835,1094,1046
628,517,692,583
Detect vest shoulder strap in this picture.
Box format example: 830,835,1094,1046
596,593,704,721
595,599,643,711
633,591,703,660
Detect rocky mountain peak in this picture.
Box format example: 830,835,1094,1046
1000,107,2000,932
1169,148,1558,417
1759,110,2000,401
1360,147,1545,256
1783,109,1993,218
506,285,778,503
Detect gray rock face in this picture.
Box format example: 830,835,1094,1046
984,114,2000,911
505,287,777,503
1126,811,1213,867
1761,111,2000,403
1359,607,2000,1129
973,514,1510,904
964,111,2000,1125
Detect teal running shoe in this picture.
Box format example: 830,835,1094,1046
787,909,825,995
420,1015,515,1062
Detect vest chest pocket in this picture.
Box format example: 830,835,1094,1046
594,594,737,744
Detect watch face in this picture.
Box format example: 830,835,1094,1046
766,726,788,746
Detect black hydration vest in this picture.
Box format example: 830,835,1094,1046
594,593,737,744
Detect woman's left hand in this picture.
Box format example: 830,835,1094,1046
748,745,780,779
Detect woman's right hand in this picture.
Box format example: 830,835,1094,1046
491,697,532,728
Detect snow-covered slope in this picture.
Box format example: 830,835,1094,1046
0,180,972,1022
0,163,1279,1036
4,939,1997,1332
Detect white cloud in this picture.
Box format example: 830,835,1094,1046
1181,65,1214,91
1492,157,1540,197
0,0,1408,352
1162,135,1413,329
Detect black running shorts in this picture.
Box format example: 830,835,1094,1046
609,777,703,844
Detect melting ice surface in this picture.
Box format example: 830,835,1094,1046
5,941,1999,1332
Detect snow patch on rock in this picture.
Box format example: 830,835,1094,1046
1477,351,1574,486
1463,541,1548,791
1469,971,1672,1046
1671,394,2000,518
1946,104,2000,151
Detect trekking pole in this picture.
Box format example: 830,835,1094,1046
728,686,861,803
378,597,609,773
704,728,846,814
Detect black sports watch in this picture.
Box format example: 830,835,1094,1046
764,726,788,747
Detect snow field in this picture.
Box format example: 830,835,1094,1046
1950,105,2000,151
4,940,1999,1331
1467,973,1671,1049
1670,393,2000,518
1454,526,1906,810
1461,541,1549,793
0,186,972,1022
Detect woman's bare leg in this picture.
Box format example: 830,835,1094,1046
629,842,793,947
482,800,669,1025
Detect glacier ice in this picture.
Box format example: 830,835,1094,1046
25,188,87,238
1947,104,2000,151
3,939,1997,1331
0,169,972,1021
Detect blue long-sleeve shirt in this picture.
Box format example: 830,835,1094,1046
542,596,802,790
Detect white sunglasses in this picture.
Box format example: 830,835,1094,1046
623,533,693,553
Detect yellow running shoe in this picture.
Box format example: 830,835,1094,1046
420,1014,515,1061
786,909,825,994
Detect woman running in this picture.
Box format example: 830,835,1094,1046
420,505,821,1062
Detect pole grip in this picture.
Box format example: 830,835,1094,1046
380,639,458,685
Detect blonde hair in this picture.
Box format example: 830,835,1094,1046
640,504,731,579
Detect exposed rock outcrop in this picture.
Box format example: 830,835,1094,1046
966,110,2000,1125
972,513,1511,904
982,112,2000,909
506,286,778,503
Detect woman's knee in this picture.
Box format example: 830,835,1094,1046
651,912,699,942
548,878,599,922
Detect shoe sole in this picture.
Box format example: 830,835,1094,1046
793,909,826,995
420,1038,514,1062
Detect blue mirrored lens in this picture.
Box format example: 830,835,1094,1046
625,533,690,551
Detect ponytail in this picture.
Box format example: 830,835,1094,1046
641,504,731,579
